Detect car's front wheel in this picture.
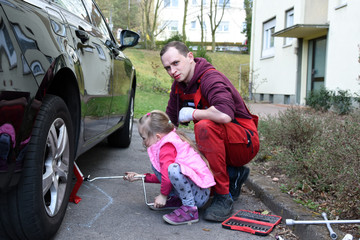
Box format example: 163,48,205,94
0,95,74,240
107,89,134,148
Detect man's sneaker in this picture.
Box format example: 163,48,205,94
163,205,199,225
148,196,182,211
228,166,250,201
203,193,233,222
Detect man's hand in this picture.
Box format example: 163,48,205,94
179,107,195,122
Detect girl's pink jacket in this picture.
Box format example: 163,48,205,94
147,130,215,189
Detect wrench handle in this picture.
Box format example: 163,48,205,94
322,212,337,240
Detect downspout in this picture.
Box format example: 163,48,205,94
296,38,303,105
249,0,257,101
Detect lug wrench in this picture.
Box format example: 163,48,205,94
84,174,154,207
322,212,337,240
286,217,360,239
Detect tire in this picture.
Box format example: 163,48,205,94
107,89,134,148
0,95,75,240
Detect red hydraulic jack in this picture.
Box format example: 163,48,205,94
69,162,84,204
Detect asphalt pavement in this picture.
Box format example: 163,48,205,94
54,103,340,240
53,103,289,240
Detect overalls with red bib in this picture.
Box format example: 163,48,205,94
176,69,259,195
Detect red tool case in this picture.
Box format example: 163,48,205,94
222,210,282,236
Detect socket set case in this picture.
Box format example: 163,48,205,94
222,210,282,236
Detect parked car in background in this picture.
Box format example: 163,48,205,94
0,0,139,239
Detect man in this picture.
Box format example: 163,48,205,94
160,41,259,222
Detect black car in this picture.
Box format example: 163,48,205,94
0,0,139,239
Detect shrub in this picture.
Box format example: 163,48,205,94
331,89,353,115
305,86,332,112
192,46,212,63
256,108,360,219
306,87,357,115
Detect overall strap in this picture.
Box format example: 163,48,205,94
194,68,216,109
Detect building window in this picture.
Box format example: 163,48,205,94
284,95,290,104
192,0,206,5
191,20,196,29
262,18,276,58
242,22,247,32
217,21,229,32
269,94,274,103
285,8,294,45
167,20,178,31
164,0,178,8
218,0,230,7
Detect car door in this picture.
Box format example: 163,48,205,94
81,0,132,130
53,0,113,140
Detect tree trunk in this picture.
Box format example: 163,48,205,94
182,0,189,42
208,0,228,52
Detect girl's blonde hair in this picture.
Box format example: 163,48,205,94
138,110,212,171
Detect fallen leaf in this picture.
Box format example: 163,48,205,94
261,210,270,215
202,228,211,232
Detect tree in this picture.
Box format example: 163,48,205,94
243,0,253,50
140,0,164,49
182,0,189,42
208,0,229,52
96,0,141,35
197,0,205,45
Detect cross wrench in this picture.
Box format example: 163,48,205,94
322,212,337,240
85,174,154,207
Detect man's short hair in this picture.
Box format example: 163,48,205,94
160,41,190,57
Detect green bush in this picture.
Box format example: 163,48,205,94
332,89,352,115
305,86,332,112
191,46,212,63
306,87,357,115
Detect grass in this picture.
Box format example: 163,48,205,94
134,89,168,119
125,48,250,96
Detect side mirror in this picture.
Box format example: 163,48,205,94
119,30,139,50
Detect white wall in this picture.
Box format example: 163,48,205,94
251,0,360,105
325,0,360,95
250,0,298,96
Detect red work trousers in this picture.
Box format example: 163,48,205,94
194,119,259,195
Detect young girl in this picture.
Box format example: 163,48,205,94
124,110,215,225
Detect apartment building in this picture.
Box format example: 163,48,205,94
157,0,247,51
250,0,360,105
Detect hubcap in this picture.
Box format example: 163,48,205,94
42,118,70,217
128,96,134,138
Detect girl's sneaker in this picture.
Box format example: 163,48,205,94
163,205,199,225
148,196,182,211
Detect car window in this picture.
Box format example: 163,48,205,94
52,0,90,23
82,0,111,39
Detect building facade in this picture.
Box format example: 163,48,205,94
250,0,360,105
157,0,247,51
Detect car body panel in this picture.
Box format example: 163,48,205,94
0,0,138,190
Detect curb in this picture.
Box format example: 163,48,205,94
245,167,345,240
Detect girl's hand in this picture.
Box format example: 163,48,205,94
124,172,141,182
154,194,167,208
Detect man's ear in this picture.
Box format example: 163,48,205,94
187,51,194,60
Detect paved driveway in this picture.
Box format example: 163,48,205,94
248,103,290,117
54,123,283,240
